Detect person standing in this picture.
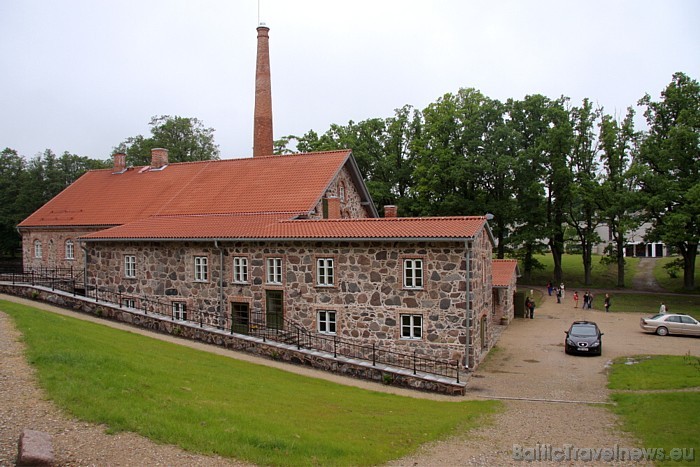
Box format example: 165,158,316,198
582,291,590,309
604,294,611,313
560,283,566,299
528,297,535,319
659,302,667,314
547,281,553,296
573,291,579,308
589,292,595,309
556,287,561,304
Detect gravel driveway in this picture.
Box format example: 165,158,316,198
390,290,700,466
2,291,699,466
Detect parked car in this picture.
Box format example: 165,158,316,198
564,321,603,355
639,313,700,336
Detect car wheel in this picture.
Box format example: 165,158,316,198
656,326,669,336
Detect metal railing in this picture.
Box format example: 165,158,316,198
0,271,461,382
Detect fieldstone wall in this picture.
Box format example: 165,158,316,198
309,165,372,219
466,228,494,369
86,238,490,366
20,227,102,272
0,283,466,395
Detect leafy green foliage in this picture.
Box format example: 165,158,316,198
0,148,108,256
636,72,700,290
114,115,220,166
2,301,499,466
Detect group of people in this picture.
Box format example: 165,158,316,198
545,282,612,312
573,290,595,309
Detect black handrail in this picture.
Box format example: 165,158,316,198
0,271,461,382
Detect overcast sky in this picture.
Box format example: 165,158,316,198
1,0,698,161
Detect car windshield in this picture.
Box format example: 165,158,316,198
649,314,665,320
571,325,597,336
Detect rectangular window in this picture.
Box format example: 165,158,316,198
403,258,423,289
316,258,334,286
266,257,283,284
194,256,208,282
317,310,336,335
172,302,187,321
124,255,136,278
65,241,74,260
34,240,42,259
400,314,423,339
233,257,248,283
122,298,136,308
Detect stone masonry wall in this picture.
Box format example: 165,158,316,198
87,239,483,365
466,228,494,370
309,165,372,219
21,228,103,273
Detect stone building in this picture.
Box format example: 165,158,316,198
16,24,517,372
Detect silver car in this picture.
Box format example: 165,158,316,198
640,313,700,336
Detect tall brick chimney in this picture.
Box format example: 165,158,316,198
150,148,169,169
253,24,274,158
112,153,126,173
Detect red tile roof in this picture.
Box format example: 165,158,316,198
19,150,356,228
81,214,489,241
492,259,519,287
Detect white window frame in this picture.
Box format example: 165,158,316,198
122,298,136,308
233,256,248,283
403,258,424,289
317,310,337,335
400,314,423,340
194,256,208,282
124,255,136,278
316,258,335,286
266,257,283,284
65,240,74,260
172,302,187,321
34,240,42,259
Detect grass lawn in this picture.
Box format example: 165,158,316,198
600,294,700,320
1,300,499,466
653,257,700,293
518,254,638,290
608,355,700,466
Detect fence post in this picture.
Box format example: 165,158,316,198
413,350,417,375
372,344,376,367
31,271,35,286
297,328,301,350
333,336,337,358
456,365,460,384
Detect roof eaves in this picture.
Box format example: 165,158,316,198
82,236,474,243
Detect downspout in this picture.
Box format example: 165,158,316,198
214,240,224,325
464,240,472,371
80,241,88,293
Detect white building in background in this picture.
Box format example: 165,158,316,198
593,223,668,258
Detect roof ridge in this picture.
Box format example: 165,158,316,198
283,216,485,223
150,211,301,219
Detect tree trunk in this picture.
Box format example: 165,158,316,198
581,240,592,286
616,235,626,288
682,243,698,291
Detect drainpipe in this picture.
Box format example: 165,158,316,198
214,240,224,325
80,241,88,293
464,241,472,370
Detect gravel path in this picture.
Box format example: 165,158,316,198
2,291,699,466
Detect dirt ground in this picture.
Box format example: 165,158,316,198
1,291,699,466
